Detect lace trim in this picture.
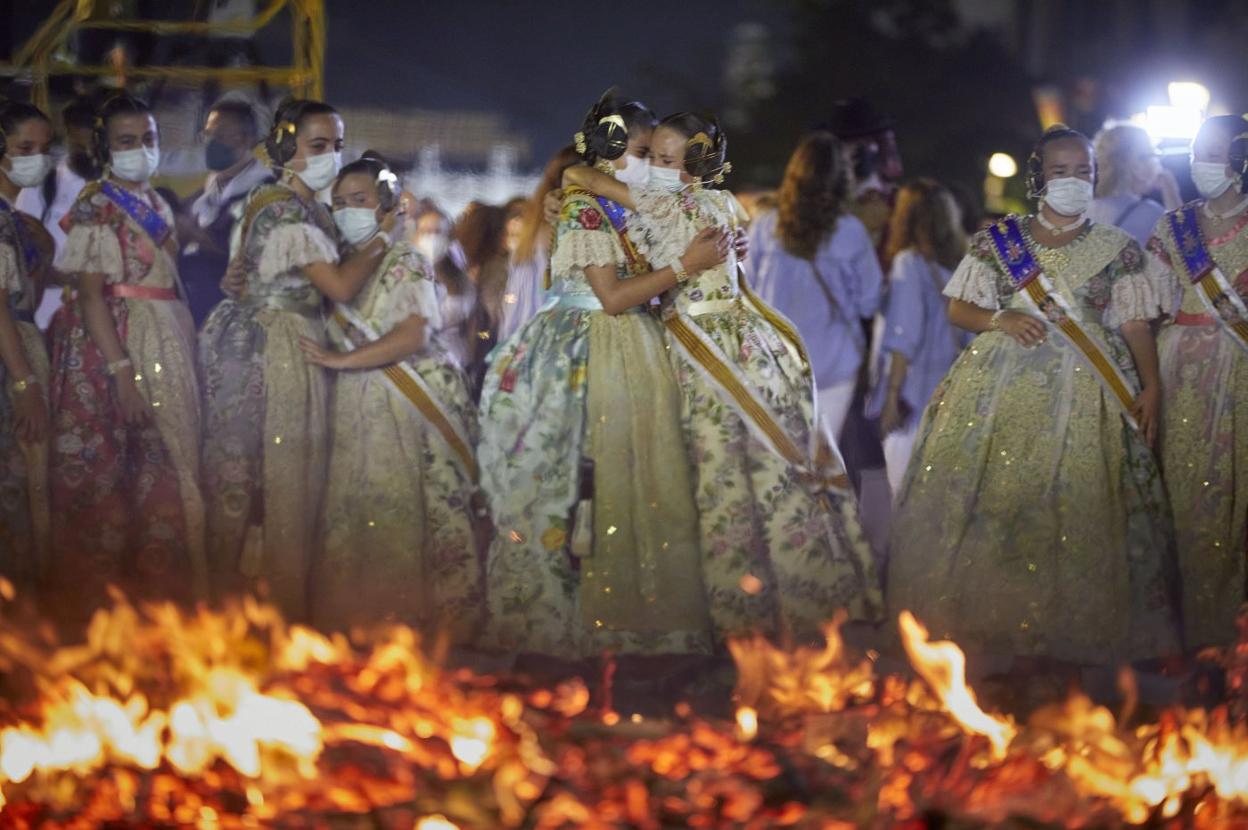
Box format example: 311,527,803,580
0,243,19,294
256,223,338,283
1104,265,1166,328
550,228,619,276
55,224,125,283
943,254,1000,310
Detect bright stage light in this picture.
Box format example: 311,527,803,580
987,152,1018,178
1144,105,1202,144
1168,81,1211,114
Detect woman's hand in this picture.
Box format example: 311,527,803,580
543,189,564,225
1131,383,1160,447
298,336,348,369
732,227,749,263
680,227,731,274
114,374,151,426
880,393,906,436
13,384,48,444
996,310,1048,347
220,257,247,297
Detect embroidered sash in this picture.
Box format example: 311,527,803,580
987,216,1140,429
330,303,478,482
98,180,174,255
1167,204,1248,355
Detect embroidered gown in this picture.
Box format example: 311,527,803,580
49,183,205,606
888,218,1181,663
199,182,337,619
1148,204,1248,648
628,184,883,641
0,199,51,583
477,187,710,659
311,242,483,638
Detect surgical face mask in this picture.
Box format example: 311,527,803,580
416,233,449,265
205,138,238,172
615,154,650,187
4,153,52,188
297,150,341,192
1042,176,1093,216
334,206,379,246
1191,160,1235,200
110,145,160,182
649,164,685,192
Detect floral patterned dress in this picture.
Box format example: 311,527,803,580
199,182,337,619
888,218,1181,664
1148,204,1248,648
311,242,483,639
628,184,883,642
49,183,204,608
0,198,51,584
477,187,710,659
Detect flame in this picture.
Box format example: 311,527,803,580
735,706,758,742
897,611,1017,758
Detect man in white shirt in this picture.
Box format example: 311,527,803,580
16,98,97,329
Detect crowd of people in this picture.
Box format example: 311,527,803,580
0,86,1245,694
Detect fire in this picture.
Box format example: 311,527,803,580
734,706,757,742
897,610,1017,758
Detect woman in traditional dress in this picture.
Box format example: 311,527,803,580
478,92,727,661
745,131,884,444
865,178,972,497
0,100,54,586
298,154,483,637
48,93,206,609
1147,115,1248,649
888,126,1181,668
565,111,883,643
199,99,393,619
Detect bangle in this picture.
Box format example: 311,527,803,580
672,256,690,285
10,374,37,394
105,357,133,378
989,310,1006,331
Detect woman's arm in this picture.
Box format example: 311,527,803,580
78,272,150,426
948,299,1047,346
1120,319,1160,446
299,314,427,371
562,166,635,210
584,227,728,316
302,233,390,303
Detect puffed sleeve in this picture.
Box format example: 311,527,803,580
254,207,339,282
943,230,1002,310
548,192,618,275
1103,238,1168,327
880,250,927,361
56,225,124,283
377,249,443,332
1143,215,1183,319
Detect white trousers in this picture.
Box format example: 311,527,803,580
882,420,920,498
816,379,857,444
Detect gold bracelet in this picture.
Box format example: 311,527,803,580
10,374,37,394
105,357,133,378
672,257,690,285
989,310,1006,331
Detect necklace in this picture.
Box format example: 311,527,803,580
1034,212,1087,237
1201,195,1248,222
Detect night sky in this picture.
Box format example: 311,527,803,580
325,0,784,166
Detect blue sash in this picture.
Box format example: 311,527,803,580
986,216,1041,289
593,194,649,275
100,180,172,250
0,198,39,276
1166,204,1248,353
1167,205,1214,282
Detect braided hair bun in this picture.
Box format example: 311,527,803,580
573,88,656,165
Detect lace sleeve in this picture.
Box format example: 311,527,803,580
0,242,18,294
943,252,1001,310
549,193,619,276
256,222,338,282
627,185,693,272
1104,240,1168,327
55,224,124,283
377,251,444,332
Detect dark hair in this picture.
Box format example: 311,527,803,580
265,98,338,166
93,92,153,165
886,178,966,270
657,110,729,183
515,144,580,263
208,97,260,137
454,201,507,271
0,99,51,159
576,89,656,165
335,149,398,211
776,131,847,260
61,97,96,131
1025,124,1092,198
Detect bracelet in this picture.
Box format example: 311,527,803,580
10,374,37,394
989,310,1006,331
672,256,690,285
105,357,133,378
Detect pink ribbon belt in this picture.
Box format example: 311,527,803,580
1174,310,1216,326
103,284,178,301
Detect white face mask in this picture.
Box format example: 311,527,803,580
111,145,160,182
1042,176,1093,217
649,165,685,193
1191,160,1235,200
298,150,341,192
4,153,52,188
615,154,650,187
416,234,449,265
334,206,380,246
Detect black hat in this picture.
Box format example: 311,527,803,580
828,97,894,139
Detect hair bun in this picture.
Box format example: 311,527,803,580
576,87,631,163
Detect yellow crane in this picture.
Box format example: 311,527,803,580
0,0,324,111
